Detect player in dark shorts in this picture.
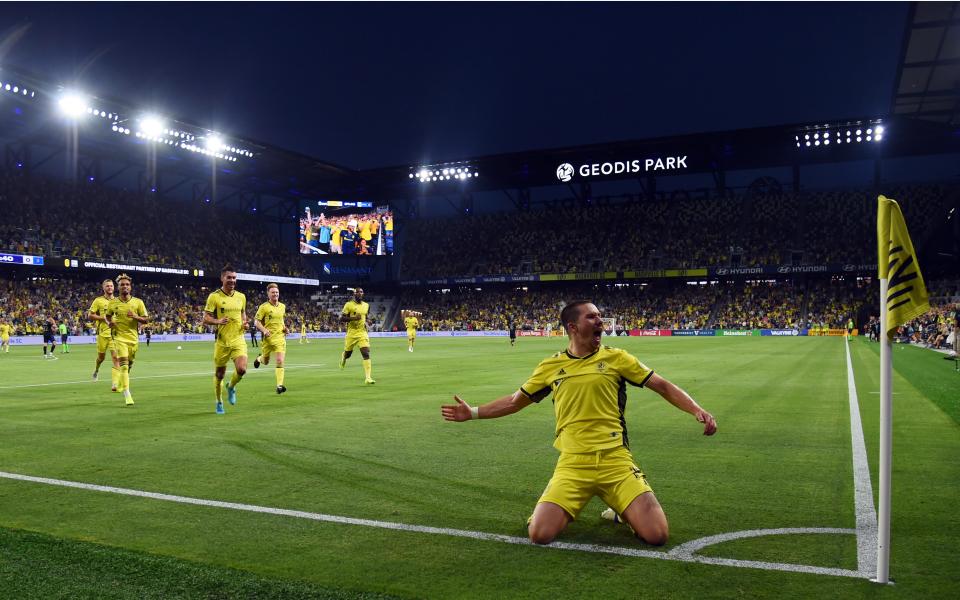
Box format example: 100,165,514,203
509,320,517,347
42,317,57,359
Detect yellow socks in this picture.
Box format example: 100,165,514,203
111,367,120,389
276,367,285,387
362,359,372,380
119,364,129,392
229,371,242,388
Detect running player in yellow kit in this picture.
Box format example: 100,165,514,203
203,265,248,414
105,274,150,406
339,287,374,384
253,283,289,394
403,310,421,352
87,279,121,390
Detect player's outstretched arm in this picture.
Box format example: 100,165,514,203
441,391,532,422
645,373,717,436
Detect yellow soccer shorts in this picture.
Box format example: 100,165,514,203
113,339,138,362
407,329,416,341
213,339,248,368
260,334,287,360
96,334,113,354
343,331,370,352
536,445,653,520
0,335,8,344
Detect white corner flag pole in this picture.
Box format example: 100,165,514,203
876,277,893,584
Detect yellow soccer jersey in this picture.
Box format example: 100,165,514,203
255,301,286,341
0,323,11,338
342,300,369,334
107,296,148,345
404,316,419,331
88,295,113,337
519,346,654,454
205,289,247,345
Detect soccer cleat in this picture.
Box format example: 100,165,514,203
408,347,413,352
92,372,99,382
225,383,237,405
339,354,346,369
124,394,134,407
215,400,225,415
364,378,376,385
253,357,261,369
276,385,287,394
600,508,622,523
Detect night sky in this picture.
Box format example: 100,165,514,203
0,2,908,170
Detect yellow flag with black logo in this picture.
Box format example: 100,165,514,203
877,195,929,339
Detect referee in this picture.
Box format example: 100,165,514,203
442,300,717,546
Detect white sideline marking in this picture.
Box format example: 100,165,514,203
0,364,326,391
0,470,864,579
845,337,879,577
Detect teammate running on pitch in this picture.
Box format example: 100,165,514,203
0,318,12,354
253,283,289,394
203,265,249,414
88,279,121,391
441,300,717,546
339,287,374,384
300,318,309,344
404,310,421,352
105,274,150,406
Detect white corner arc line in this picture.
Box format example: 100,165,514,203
845,337,879,577
0,470,865,579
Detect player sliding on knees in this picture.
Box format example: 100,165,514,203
441,300,717,546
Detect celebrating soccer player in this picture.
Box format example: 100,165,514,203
88,279,121,390
105,274,150,406
441,300,717,546
339,287,374,384
253,283,289,394
203,265,249,414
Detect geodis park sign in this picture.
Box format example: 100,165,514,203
556,155,689,182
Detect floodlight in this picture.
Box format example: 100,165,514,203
58,93,87,117
875,126,884,135
856,136,862,142
205,135,223,152
856,129,862,135
140,116,164,137
875,134,883,141
866,136,872,141
824,139,830,145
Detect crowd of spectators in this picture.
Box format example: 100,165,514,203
402,184,958,279
399,278,869,332
0,172,309,277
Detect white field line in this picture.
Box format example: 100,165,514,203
845,337,879,577
0,364,325,391
0,470,864,579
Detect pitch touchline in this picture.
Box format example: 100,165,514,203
844,337,879,578
0,470,863,579
0,364,326,391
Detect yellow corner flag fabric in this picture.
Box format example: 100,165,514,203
877,195,929,339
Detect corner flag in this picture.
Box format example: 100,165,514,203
877,195,929,339
874,194,929,584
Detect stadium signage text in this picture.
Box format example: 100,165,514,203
555,156,688,182
322,263,373,276
0,252,44,266
83,260,190,275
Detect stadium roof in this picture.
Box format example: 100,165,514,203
891,1,960,127
348,114,960,199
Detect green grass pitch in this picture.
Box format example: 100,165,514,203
0,336,957,599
